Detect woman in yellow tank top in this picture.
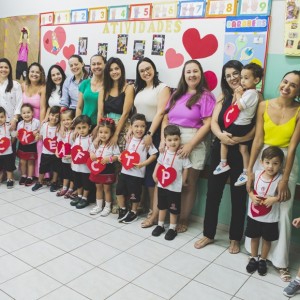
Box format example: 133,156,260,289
246,70,300,281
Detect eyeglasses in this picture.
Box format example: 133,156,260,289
139,66,152,75
225,71,240,80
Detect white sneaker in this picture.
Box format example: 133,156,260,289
100,206,111,217
89,206,102,215
213,163,231,175
234,173,248,186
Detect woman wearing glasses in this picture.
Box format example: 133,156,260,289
194,60,256,253
134,57,170,227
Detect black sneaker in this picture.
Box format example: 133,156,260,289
152,225,165,237
76,199,89,209
122,211,138,224
118,208,129,222
70,196,82,206
50,182,59,192
32,182,43,191
246,257,258,274
7,180,14,189
19,177,27,185
258,259,267,276
165,229,177,240
25,178,34,187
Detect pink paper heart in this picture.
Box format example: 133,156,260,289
63,44,75,59
43,27,66,55
165,48,184,69
56,60,66,72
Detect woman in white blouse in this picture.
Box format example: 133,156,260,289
45,65,66,121
0,58,22,129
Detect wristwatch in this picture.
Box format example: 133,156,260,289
146,131,152,136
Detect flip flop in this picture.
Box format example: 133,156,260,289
194,237,214,249
228,240,240,254
141,218,155,228
176,223,189,233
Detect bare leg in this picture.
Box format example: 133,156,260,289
96,184,104,200
177,168,200,232
27,160,35,177
170,213,178,226
239,144,249,170
6,171,13,180
159,209,167,223
250,237,260,257
82,189,89,199
141,186,158,228
51,171,58,183
261,239,271,260
20,159,27,176
220,143,229,161
117,195,126,208
103,184,112,203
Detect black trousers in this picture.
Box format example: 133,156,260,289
203,139,247,241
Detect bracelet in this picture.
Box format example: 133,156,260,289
109,156,113,164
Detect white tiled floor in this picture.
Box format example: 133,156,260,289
0,183,299,300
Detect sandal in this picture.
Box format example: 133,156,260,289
147,209,153,219
141,218,156,228
228,240,240,254
277,268,292,282
176,223,188,233
194,237,214,249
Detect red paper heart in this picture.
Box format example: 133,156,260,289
43,27,66,55
250,202,272,217
120,150,140,170
0,137,10,153
71,145,89,164
223,104,240,128
56,60,66,72
182,28,218,59
165,48,184,69
57,141,71,158
44,137,57,153
157,165,177,187
17,128,35,145
86,157,106,175
63,44,75,59
204,70,218,91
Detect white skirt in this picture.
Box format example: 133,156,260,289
244,145,298,268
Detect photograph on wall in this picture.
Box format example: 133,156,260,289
78,37,88,55
97,43,108,58
133,40,145,60
117,34,128,54
151,34,165,56
286,0,299,21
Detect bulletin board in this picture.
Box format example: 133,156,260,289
40,18,226,95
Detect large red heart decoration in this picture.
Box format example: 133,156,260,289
223,104,240,128
43,27,66,55
250,202,272,218
63,44,75,59
86,157,106,175
120,150,140,170
71,145,89,164
165,48,184,69
182,28,218,59
157,165,177,187
0,137,10,153
17,128,35,145
44,137,57,153
57,141,71,158
56,60,66,72
204,71,218,91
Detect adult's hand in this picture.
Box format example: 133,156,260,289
246,171,254,193
143,134,152,150
107,134,118,148
159,140,165,153
178,142,193,158
219,131,236,145
277,180,290,202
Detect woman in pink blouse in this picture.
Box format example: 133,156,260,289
161,60,216,232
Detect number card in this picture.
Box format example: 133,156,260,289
178,1,206,18
88,7,107,23
130,3,152,20
238,0,271,16
152,2,177,19
71,9,88,24
108,5,129,21
206,0,237,17
54,11,70,25
40,12,54,26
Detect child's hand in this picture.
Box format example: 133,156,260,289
263,197,277,208
35,133,40,141
101,157,110,164
153,175,158,183
33,130,38,137
65,155,71,159
250,194,262,206
90,152,97,161
292,217,300,228
118,155,122,162
234,86,244,96
133,162,144,169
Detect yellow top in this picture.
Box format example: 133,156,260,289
264,100,300,148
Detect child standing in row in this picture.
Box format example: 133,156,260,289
17,103,40,186
152,125,191,240
32,106,61,192
214,63,264,186
245,146,285,276
89,118,120,216
70,115,92,209
56,109,75,197
0,107,15,188
117,113,158,223
283,217,300,297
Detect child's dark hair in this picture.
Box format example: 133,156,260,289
130,113,147,125
164,125,181,138
61,109,75,120
243,63,264,82
98,117,116,136
261,146,284,164
73,115,91,127
49,106,61,115
21,103,34,112
0,106,6,115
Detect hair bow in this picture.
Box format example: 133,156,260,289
99,117,115,125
